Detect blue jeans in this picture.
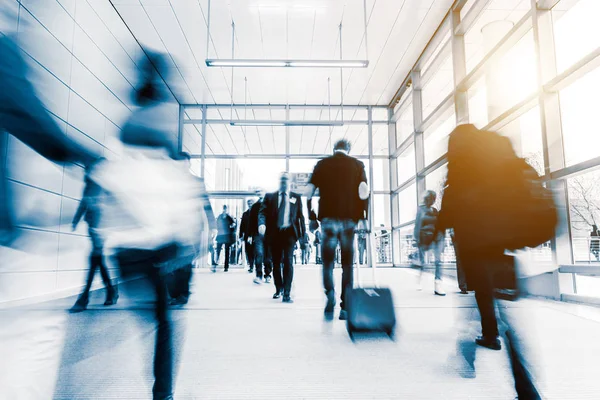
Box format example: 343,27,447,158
321,218,356,310
416,240,443,280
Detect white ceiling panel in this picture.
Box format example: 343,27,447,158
113,0,454,105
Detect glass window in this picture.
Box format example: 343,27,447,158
498,105,545,175
373,194,391,229
574,275,600,298
392,192,400,226
468,78,489,128
421,52,454,119
398,183,417,224
567,169,600,264
424,109,456,166
560,66,600,168
205,159,286,193
425,163,447,210
372,124,390,156
463,1,532,73
372,107,389,122
393,88,412,115
421,32,451,73
553,0,600,75
396,144,416,186
398,224,416,264
395,102,414,147
373,158,390,191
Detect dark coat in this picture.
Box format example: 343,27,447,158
258,191,305,242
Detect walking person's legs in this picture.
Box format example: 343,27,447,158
338,220,356,319
321,219,340,319
96,252,119,305
245,240,254,272
271,237,284,297
433,239,446,296
223,243,231,271
71,251,100,312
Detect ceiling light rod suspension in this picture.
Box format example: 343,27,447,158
339,23,344,124
230,20,235,124
204,0,370,68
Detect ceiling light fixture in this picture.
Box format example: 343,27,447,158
206,59,369,68
205,0,370,69
229,120,343,127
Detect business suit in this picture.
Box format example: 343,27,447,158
239,208,254,271
259,191,305,298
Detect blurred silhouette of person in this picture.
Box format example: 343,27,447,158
300,232,309,265
89,50,201,400
413,190,445,296
357,227,367,265
437,124,542,400
0,31,97,245
259,172,305,303
69,170,118,313
239,199,255,273
590,224,600,261
306,139,369,321
314,229,322,264
216,205,235,272
450,228,469,294
249,190,272,284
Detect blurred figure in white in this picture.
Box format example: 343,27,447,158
88,50,201,400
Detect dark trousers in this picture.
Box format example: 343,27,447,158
216,242,231,269
245,240,254,269
357,239,366,264
270,228,295,296
253,235,272,279
322,218,356,310
167,265,192,299
301,247,308,264
455,243,499,338
79,251,114,301
148,266,173,400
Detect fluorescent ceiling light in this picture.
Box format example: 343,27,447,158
230,121,285,126
230,120,344,127
287,60,368,68
206,59,369,68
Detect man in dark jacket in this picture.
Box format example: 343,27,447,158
259,173,305,302
216,205,236,272
414,190,445,296
306,139,369,321
70,171,118,312
249,191,272,284
239,199,255,273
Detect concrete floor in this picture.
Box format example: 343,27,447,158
1,267,599,399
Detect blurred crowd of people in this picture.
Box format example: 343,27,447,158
0,14,550,397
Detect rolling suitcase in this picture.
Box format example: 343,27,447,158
346,227,396,340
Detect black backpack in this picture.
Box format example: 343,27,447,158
444,125,557,251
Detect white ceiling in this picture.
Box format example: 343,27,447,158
111,0,454,106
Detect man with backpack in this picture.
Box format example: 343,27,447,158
436,124,556,399
413,190,445,296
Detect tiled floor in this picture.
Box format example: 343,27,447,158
1,267,599,399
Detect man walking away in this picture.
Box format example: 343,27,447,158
249,190,272,284
300,232,310,264
70,171,118,312
306,139,369,321
259,173,305,303
216,205,235,272
240,199,255,273
414,190,446,296
357,228,367,265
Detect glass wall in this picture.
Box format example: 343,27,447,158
388,0,600,301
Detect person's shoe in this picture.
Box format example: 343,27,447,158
70,298,88,313
170,295,189,306
265,276,272,284
248,268,253,273
434,279,446,296
273,291,282,299
253,277,262,285
475,336,501,351
459,289,469,295
339,309,348,320
282,296,293,303
324,291,335,321
104,287,119,306
224,267,229,272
